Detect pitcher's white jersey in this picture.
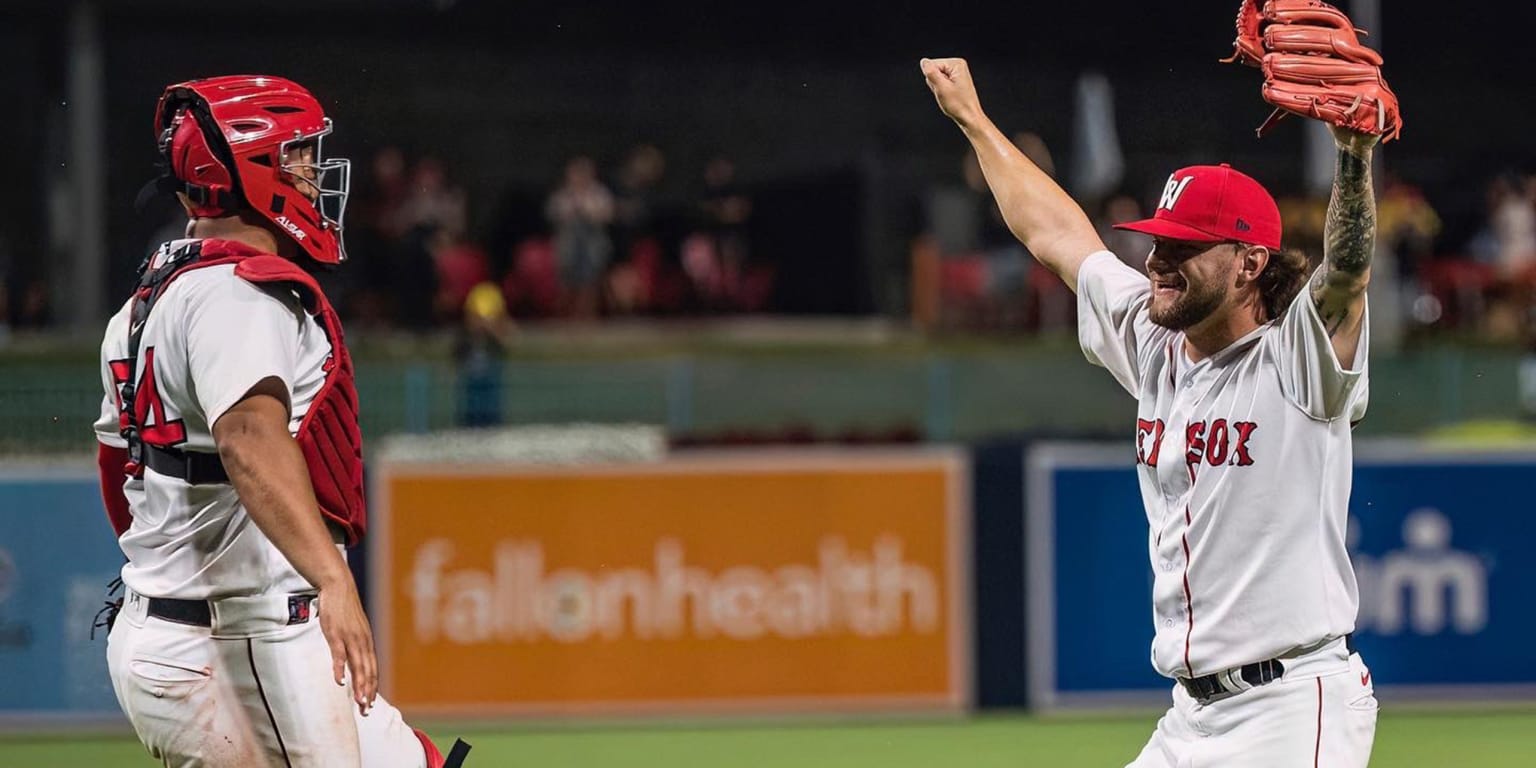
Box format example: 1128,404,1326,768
1076,251,1368,679
93,239,335,600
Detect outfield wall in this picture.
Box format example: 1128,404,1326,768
0,465,123,725
1,442,1531,726
370,449,971,718
1024,442,1536,709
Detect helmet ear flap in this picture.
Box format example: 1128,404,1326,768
162,101,242,216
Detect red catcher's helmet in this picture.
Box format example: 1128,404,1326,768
153,75,351,265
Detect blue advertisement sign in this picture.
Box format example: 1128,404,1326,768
1025,443,1536,708
0,468,125,720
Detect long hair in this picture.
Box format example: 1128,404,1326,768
1256,247,1312,321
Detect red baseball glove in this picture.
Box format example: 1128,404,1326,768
1223,0,1402,142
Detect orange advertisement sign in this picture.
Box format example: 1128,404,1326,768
372,450,970,717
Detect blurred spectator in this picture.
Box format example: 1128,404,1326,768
392,224,443,331
343,149,475,331
612,143,667,256
399,155,468,237
1464,172,1536,340
607,234,691,315
16,278,50,329
685,155,755,311
430,227,493,323
1097,193,1152,272
546,155,616,319
607,143,689,315
1478,173,1536,280
927,147,1026,256
363,146,411,240
503,236,564,317
1373,173,1442,350
916,134,1064,332
453,281,517,428
334,146,413,329
1275,194,1329,259
1378,172,1442,276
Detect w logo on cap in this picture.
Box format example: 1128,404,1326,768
1158,175,1194,212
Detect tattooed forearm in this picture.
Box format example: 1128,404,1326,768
1312,133,1378,334
1323,145,1376,277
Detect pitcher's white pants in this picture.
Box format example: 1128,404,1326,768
108,589,428,767
1128,639,1378,768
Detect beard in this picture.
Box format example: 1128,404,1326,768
1148,276,1228,330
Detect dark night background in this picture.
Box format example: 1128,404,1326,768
1,0,1532,320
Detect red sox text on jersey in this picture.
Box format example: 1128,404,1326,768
1135,419,1258,468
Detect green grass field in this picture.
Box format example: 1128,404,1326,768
3,709,1534,767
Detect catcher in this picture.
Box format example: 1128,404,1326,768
923,1,1397,765
93,76,466,766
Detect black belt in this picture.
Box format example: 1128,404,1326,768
1180,634,1357,702
146,594,317,628
1180,658,1286,701
145,445,229,485
146,596,213,626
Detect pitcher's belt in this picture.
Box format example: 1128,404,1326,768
1179,633,1357,702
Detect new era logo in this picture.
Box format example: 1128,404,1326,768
1235,218,1251,232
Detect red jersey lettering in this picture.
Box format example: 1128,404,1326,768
1185,421,1207,466
1206,418,1230,466
131,347,187,448
1232,421,1259,466
1137,418,1166,467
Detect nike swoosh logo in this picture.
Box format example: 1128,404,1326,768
1361,671,1371,687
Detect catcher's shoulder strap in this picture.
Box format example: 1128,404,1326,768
119,240,245,477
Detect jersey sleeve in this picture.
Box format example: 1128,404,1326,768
179,271,306,428
1270,267,1370,422
1076,250,1164,398
94,388,126,448
94,304,131,449
94,304,134,534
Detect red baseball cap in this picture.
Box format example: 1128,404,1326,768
1114,164,1282,251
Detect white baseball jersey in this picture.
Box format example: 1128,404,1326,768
1077,250,1368,679
93,239,335,600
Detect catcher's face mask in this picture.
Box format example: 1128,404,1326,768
278,120,351,250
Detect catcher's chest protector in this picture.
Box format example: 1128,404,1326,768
134,239,368,545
